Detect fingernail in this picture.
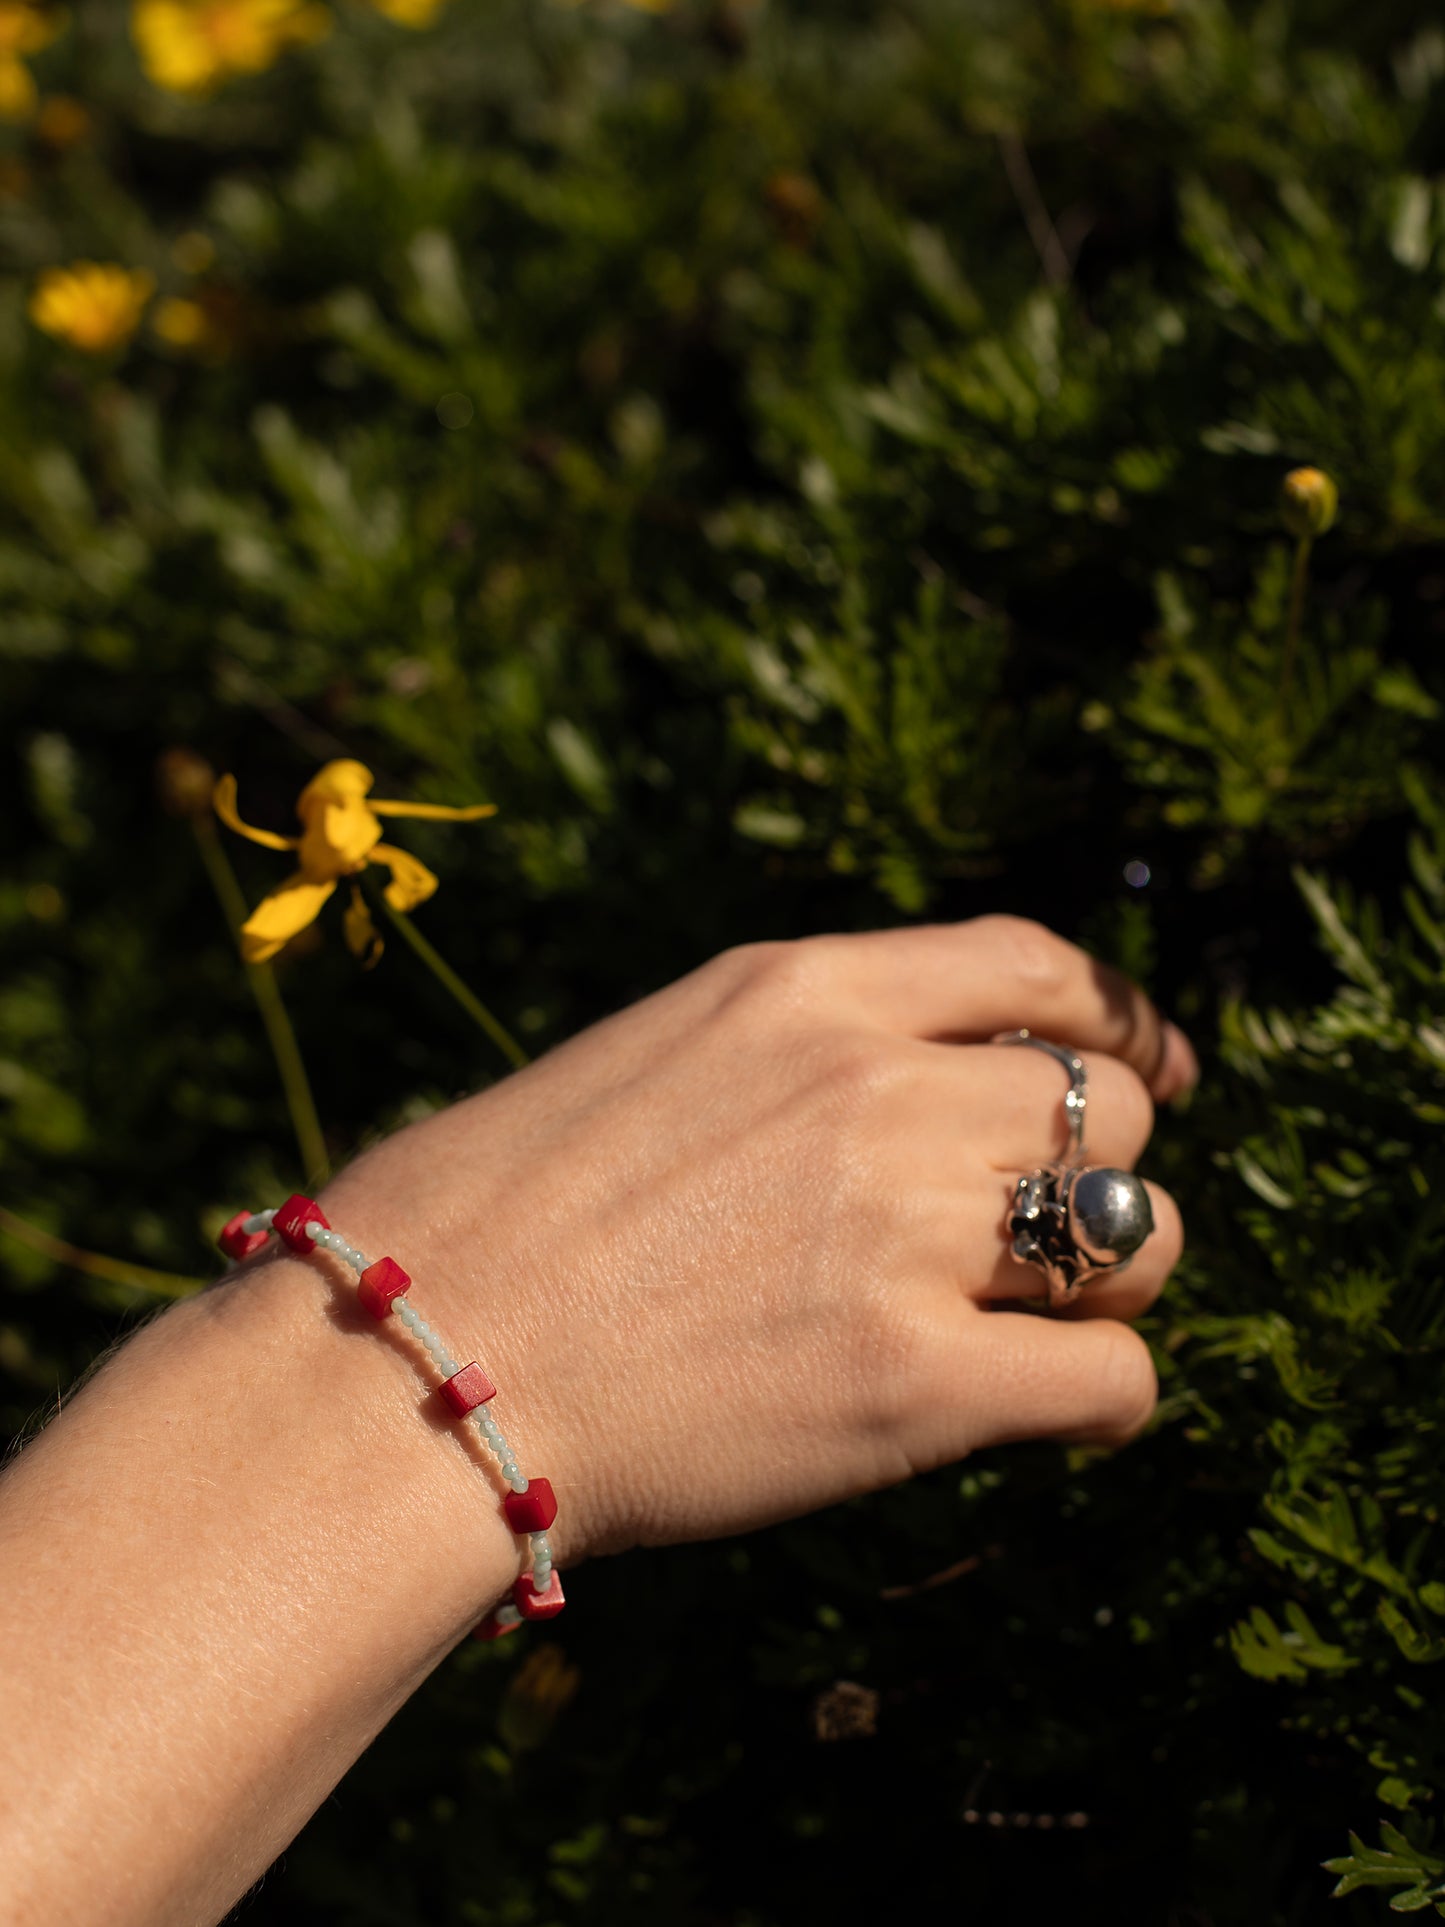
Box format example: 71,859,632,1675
1160,1021,1200,1099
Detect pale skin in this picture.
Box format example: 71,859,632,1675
0,916,1197,1927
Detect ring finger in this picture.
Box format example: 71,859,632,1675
954,1040,1157,1175
969,1171,1184,1318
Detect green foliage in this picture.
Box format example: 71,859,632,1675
5,0,1445,1920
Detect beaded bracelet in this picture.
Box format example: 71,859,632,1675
217,1193,560,1641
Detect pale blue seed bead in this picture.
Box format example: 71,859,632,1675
495,1604,521,1628
530,1532,549,1557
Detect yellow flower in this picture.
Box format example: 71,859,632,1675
366,0,445,24
1281,466,1339,539
214,759,497,965
0,4,64,121
29,262,155,353
131,0,331,95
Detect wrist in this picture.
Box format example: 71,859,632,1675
239,1184,572,1630
232,1239,528,1642
0,1248,522,1927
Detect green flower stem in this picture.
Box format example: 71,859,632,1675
0,1204,206,1300
380,899,529,1072
192,814,331,1188
1277,534,1313,711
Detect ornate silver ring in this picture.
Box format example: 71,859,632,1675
991,1029,1155,1309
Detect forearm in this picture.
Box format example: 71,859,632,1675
0,1248,521,1927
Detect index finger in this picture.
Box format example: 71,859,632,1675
818,915,1199,1102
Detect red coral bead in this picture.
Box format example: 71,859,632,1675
439,1362,497,1414
471,1610,523,1642
357,1256,411,1319
513,1570,565,1621
503,1478,557,1534
273,1194,330,1253
217,1212,269,1263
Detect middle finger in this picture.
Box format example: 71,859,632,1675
955,1040,1157,1175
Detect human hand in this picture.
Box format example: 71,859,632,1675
320,917,1194,1573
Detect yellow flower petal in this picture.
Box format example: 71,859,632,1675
132,0,330,94
29,262,154,353
213,773,301,852
369,798,498,821
343,884,383,968
301,797,382,873
369,841,438,913
297,758,375,807
239,871,337,963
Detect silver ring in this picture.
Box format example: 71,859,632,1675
991,1029,1154,1309
991,1028,1086,1158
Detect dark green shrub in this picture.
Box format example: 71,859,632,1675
4,1,1445,1918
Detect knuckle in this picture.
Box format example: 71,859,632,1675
712,936,837,1011
972,913,1071,991
817,1032,911,1111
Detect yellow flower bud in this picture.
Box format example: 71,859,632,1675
1280,467,1338,539
156,746,218,817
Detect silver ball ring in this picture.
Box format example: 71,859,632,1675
990,1028,1155,1310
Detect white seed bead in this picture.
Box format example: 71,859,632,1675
495,1604,521,1628
530,1532,549,1556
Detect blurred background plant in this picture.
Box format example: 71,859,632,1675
3,0,1445,1919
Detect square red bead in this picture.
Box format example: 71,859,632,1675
273,1194,329,1252
471,1610,523,1642
503,1478,557,1535
218,1212,269,1263
358,1256,411,1319
513,1570,565,1620
437,1362,496,1414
